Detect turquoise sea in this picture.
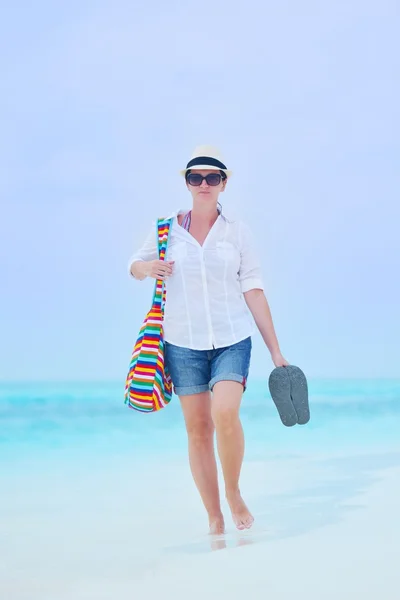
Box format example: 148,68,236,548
1,378,399,468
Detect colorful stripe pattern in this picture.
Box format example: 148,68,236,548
124,218,173,413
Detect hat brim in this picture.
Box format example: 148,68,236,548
180,165,232,178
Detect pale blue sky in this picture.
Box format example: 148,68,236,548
1,1,399,381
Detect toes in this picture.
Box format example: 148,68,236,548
234,513,254,530
234,516,247,530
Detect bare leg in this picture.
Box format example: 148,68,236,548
179,391,225,534
211,381,254,530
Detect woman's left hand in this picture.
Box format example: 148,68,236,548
271,351,290,367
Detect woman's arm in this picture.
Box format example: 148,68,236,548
244,289,289,367
128,221,174,281
238,221,289,367
130,260,174,280
128,221,158,279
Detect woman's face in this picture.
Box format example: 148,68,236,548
186,169,227,205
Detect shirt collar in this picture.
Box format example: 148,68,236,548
164,207,235,223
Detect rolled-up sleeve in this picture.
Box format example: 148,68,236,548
238,221,264,293
128,221,158,278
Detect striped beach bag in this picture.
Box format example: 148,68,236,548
124,217,173,413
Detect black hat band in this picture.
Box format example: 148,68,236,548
186,156,227,170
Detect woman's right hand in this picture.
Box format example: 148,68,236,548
130,259,174,280
143,260,175,280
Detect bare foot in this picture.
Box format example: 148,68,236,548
226,490,254,530
209,513,225,535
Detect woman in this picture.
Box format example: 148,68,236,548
128,145,289,535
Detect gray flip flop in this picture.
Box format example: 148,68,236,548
268,365,310,427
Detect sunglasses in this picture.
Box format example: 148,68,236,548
186,172,225,186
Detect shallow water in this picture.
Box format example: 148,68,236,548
1,379,399,599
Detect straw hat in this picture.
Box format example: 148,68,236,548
180,145,232,178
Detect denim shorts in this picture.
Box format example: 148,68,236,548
164,336,252,396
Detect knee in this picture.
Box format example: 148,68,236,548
211,407,239,435
186,419,214,446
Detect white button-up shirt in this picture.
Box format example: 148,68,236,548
128,209,264,350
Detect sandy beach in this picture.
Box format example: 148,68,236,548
1,447,399,600
2,0,400,597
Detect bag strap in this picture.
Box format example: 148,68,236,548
152,217,172,313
